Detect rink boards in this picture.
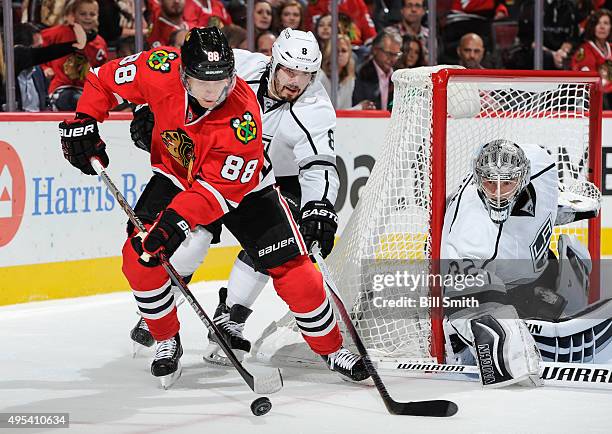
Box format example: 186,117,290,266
1,111,611,305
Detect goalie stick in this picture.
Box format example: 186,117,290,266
311,243,458,417
376,360,612,390
90,158,283,395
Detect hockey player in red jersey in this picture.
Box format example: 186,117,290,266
59,27,369,387
41,0,108,110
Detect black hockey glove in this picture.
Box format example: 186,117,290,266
130,105,155,153
60,115,109,175
139,209,190,262
300,200,338,258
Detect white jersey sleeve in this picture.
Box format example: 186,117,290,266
279,81,339,207
233,49,269,80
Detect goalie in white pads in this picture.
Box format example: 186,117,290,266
129,28,369,382
441,139,601,387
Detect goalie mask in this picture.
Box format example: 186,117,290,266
473,140,531,224
180,27,236,109
268,28,321,101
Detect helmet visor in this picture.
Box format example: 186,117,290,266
182,67,235,108
479,175,521,208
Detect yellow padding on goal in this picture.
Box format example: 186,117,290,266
373,228,612,260
0,245,241,306
375,233,429,260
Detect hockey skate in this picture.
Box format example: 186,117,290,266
151,333,183,389
130,315,154,357
203,287,253,366
322,347,371,382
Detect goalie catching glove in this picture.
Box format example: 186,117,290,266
60,115,109,175
132,209,190,266
300,200,338,258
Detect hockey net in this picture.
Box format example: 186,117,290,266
253,67,602,365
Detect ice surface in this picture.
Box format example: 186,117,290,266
1,281,611,434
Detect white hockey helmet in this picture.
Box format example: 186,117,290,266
473,139,531,224
271,28,322,74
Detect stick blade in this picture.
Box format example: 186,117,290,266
390,400,458,417
253,368,284,394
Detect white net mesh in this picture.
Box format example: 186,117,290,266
255,67,598,363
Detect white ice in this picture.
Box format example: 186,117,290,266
1,280,611,434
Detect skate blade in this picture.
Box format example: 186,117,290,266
159,362,182,390
132,341,150,358
338,373,374,386
203,343,246,367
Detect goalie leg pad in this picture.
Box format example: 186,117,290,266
268,255,342,355
526,298,612,363
450,304,542,388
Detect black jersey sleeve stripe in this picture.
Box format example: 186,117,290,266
323,171,329,201
290,104,318,155
449,174,473,233
483,223,504,268
299,160,337,171
530,163,555,181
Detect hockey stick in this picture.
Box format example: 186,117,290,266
376,360,612,390
90,159,283,395
311,243,458,417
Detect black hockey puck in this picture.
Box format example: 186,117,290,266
251,397,272,416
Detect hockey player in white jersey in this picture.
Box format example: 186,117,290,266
441,139,604,387
129,28,369,382
204,28,359,377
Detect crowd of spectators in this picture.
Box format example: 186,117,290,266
2,0,612,111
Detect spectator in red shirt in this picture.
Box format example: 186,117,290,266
572,9,612,108
183,0,233,29
306,0,377,45
41,0,108,111
147,0,188,48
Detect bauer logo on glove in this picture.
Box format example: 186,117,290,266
59,115,109,175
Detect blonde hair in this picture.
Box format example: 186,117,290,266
321,34,354,83
63,0,98,21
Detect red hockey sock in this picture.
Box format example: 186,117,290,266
122,236,180,341
268,255,342,355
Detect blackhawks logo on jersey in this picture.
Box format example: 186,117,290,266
231,112,257,144
63,52,89,80
147,49,178,73
161,128,194,168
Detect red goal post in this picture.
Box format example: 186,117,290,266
427,68,602,361
252,68,603,367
